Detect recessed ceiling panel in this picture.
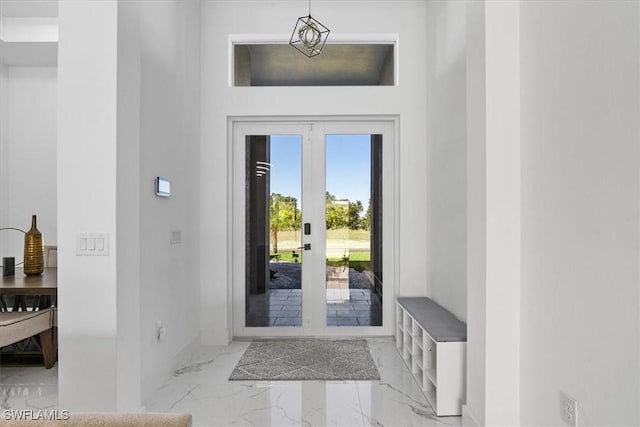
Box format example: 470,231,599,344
235,43,395,87
0,0,58,18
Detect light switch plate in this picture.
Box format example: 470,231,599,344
560,392,578,427
170,230,182,245
77,233,109,256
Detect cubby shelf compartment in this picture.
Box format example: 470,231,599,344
395,298,467,417
425,367,438,386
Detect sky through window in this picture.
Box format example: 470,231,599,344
269,134,372,209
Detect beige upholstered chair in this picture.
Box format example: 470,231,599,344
0,307,57,368
3,412,192,426
44,245,57,268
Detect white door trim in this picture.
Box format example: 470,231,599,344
228,116,399,338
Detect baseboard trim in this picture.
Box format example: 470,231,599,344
462,405,480,427
178,335,201,364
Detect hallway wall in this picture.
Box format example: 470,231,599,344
200,0,430,344
520,1,640,425
429,1,640,424
135,0,201,402
425,0,467,323
58,0,120,410
58,0,201,410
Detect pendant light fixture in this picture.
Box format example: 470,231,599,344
289,0,330,58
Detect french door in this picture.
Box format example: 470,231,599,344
232,120,395,337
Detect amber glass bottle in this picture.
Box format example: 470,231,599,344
23,215,44,276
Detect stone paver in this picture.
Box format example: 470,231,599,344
247,288,382,327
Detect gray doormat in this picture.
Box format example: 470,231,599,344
229,339,381,381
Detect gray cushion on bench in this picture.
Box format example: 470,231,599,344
398,297,467,342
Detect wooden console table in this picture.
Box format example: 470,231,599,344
1,267,57,311
1,267,57,365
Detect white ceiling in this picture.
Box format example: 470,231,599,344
0,0,58,18
0,0,58,66
0,2,393,75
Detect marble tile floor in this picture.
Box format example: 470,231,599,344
0,339,461,427
1,364,58,412
247,289,383,327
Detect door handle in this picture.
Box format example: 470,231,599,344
304,223,311,235
303,243,311,251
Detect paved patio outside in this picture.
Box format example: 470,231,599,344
247,289,382,327
246,262,382,327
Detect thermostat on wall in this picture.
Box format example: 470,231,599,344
155,177,171,197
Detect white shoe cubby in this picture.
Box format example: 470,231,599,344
395,299,466,416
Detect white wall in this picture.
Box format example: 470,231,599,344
115,0,142,411
0,64,7,253
200,0,429,344
520,1,639,425
58,0,201,409
465,1,522,424
58,0,119,410
0,66,56,260
464,2,486,422
425,0,467,322
136,0,201,401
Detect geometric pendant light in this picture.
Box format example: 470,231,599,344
289,0,330,57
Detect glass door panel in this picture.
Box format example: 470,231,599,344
235,121,393,337
325,135,383,327
245,135,302,327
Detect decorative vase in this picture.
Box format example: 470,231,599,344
23,215,44,276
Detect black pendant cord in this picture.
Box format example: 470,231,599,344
308,0,311,16
0,227,26,234
0,227,26,268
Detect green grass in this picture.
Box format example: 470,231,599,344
272,252,300,263
270,227,372,271
271,252,370,263
271,244,371,272
345,252,370,261
275,228,370,244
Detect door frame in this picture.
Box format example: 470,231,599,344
228,116,399,338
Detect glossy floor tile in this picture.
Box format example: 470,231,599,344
146,338,460,426
0,339,462,427
0,365,58,412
